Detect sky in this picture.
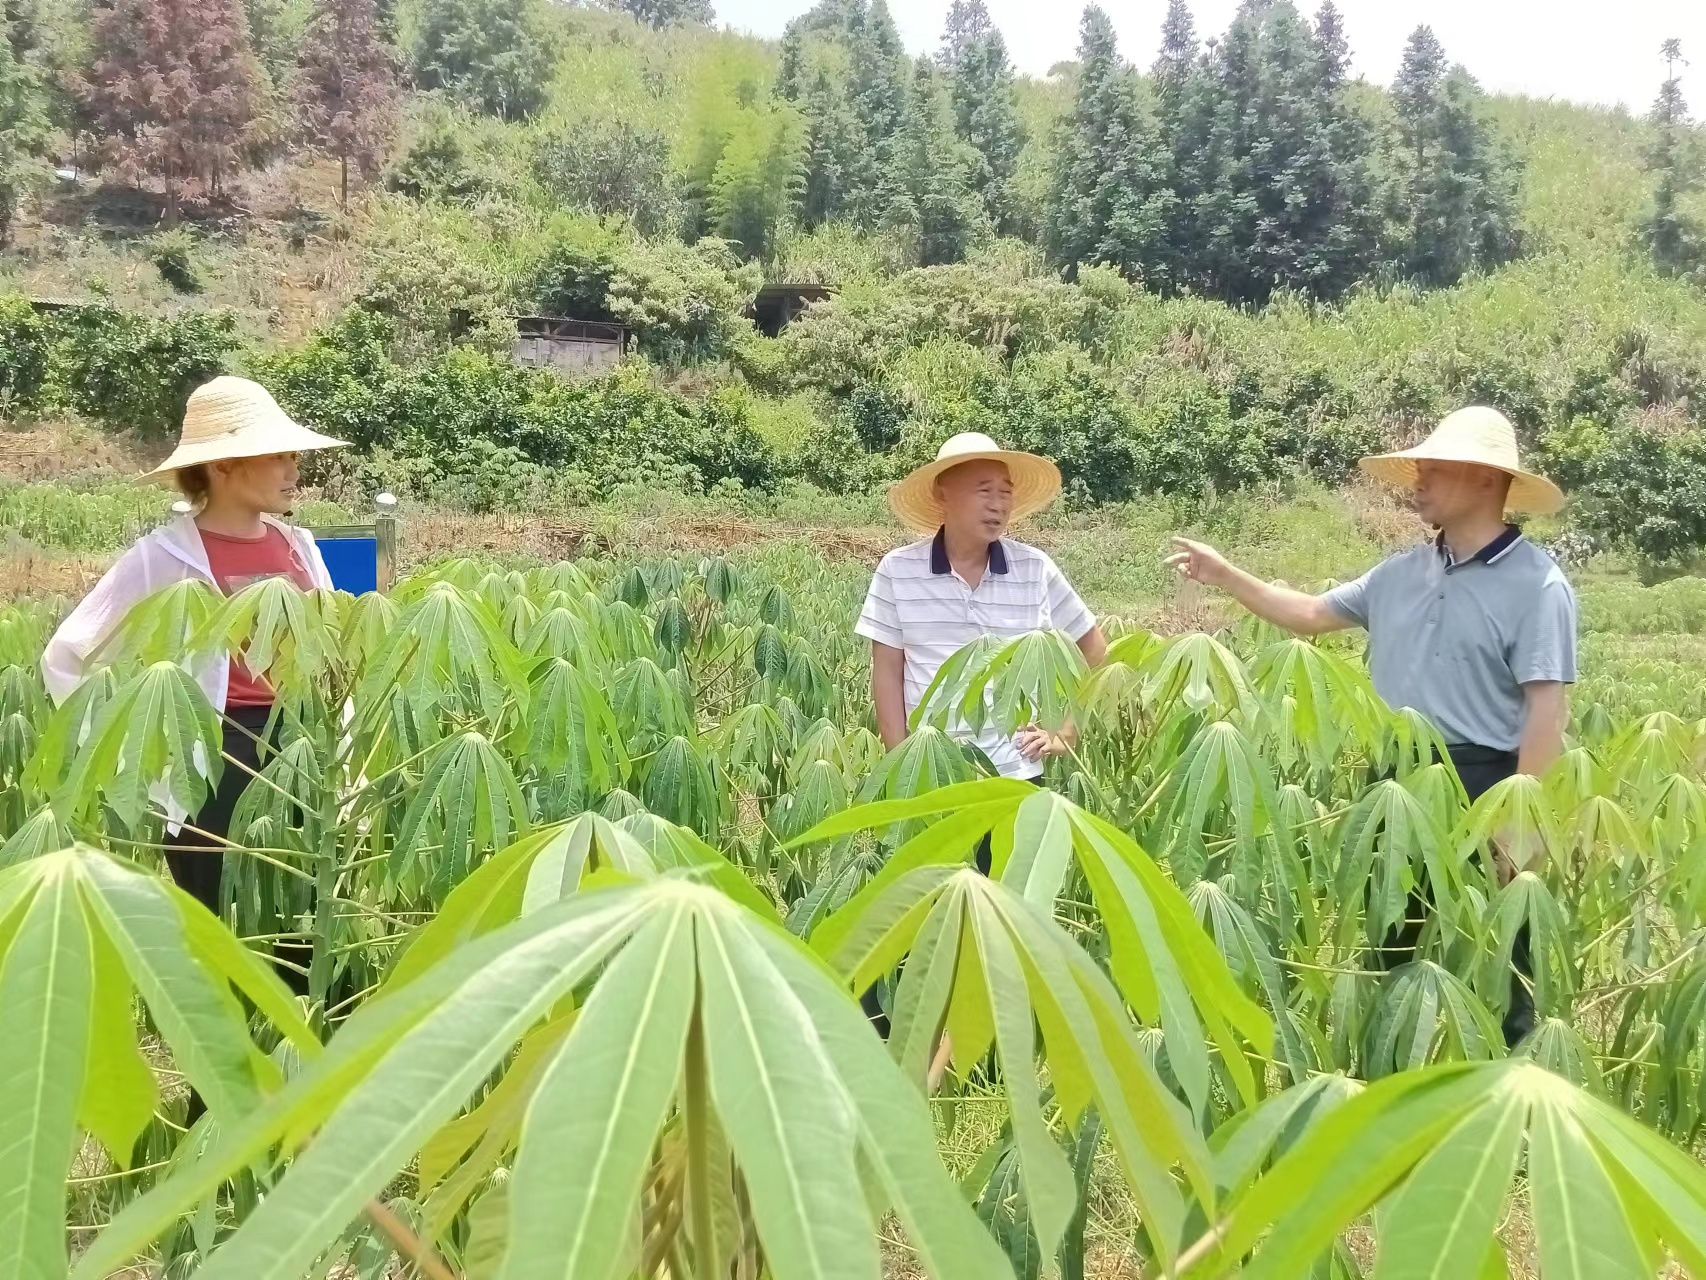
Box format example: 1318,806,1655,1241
709,0,1706,115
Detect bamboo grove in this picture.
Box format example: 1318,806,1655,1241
3,549,1706,1279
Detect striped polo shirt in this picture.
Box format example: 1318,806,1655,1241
855,530,1095,778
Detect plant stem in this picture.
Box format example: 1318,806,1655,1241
365,1197,460,1280
684,1008,716,1275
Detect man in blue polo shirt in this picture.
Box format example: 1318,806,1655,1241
1168,406,1577,1047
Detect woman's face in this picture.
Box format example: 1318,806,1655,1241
210,453,300,514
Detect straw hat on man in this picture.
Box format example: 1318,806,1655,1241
1166,404,1578,1048
43,376,347,1006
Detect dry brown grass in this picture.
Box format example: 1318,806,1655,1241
0,421,156,482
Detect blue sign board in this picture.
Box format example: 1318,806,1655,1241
315,534,379,595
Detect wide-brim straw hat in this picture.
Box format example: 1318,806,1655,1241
1359,406,1566,515
888,432,1062,534
145,376,349,476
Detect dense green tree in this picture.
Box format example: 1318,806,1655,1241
295,0,400,206
1141,0,1199,292
880,55,985,264
412,0,552,121
1389,25,1522,285
843,0,907,229
935,0,990,68
0,4,49,244
80,0,262,222
939,0,1023,234
617,0,715,30
1640,38,1704,278
245,0,306,93
774,23,804,100
1046,5,1166,281
797,64,860,226
707,98,807,258
1174,0,1380,303
533,119,683,236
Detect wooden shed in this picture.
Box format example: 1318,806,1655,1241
509,316,630,373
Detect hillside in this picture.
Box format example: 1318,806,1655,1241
1,0,1705,571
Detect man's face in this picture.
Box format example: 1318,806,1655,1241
213,452,301,515
1411,459,1503,527
935,459,1014,541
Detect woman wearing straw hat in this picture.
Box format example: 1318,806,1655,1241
1168,405,1578,1047
43,376,348,986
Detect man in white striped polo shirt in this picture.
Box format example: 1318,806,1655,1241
856,433,1108,780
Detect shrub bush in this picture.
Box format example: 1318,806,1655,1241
0,296,49,415
254,309,780,498
46,306,241,437
1569,420,1706,574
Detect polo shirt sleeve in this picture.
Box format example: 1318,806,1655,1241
854,555,904,649
1512,575,1579,685
1322,563,1379,629
1043,556,1096,641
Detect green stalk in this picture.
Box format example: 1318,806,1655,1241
306,784,341,1023
683,1007,715,1278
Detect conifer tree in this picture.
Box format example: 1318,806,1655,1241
774,23,804,100
412,0,552,121
882,54,985,264
939,0,1022,233
1641,39,1704,277
295,0,400,206
1389,26,1521,285
619,0,715,30
80,0,262,223
0,7,48,244
1182,0,1378,303
1046,5,1165,280
936,0,991,69
798,63,860,226
1143,0,1199,292
844,0,907,229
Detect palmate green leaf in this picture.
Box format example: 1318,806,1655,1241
1363,961,1504,1080
60,660,223,827
192,576,339,701
612,656,693,756
0,803,72,867
21,667,119,798
92,576,225,669
1145,632,1257,721
643,735,723,838
355,583,530,733
804,780,1272,1114
80,879,1010,1280
390,731,528,889
1334,780,1459,951
1156,718,1294,896
1485,872,1572,1017
715,701,790,791
844,869,1210,1269
1250,638,1383,771
0,846,315,1280
1178,1061,1706,1280
915,630,1088,737
1455,774,1563,876
0,858,92,1280
338,592,400,676
526,656,627,793
1374,707,1454,780
1189,880,1314,1084
521,604,612,669
654,596,693,658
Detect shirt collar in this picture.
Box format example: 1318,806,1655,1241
1436,524,1523,572
930,526,1008,576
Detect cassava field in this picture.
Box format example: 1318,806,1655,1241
5,0,1706,1276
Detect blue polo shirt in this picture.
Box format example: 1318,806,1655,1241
1322,527,1578,752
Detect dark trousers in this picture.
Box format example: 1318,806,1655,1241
1376,743,1534,1049
164,704,312,997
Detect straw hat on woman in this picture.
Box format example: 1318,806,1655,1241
43,376,348,1003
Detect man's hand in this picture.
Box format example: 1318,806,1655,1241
1015,724,1072,761
1166,537,1232,588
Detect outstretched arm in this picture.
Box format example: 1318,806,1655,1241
1166,537,1353,637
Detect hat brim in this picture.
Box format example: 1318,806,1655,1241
888,449,1063,534
1359,452,1566,516
144,420,350,477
